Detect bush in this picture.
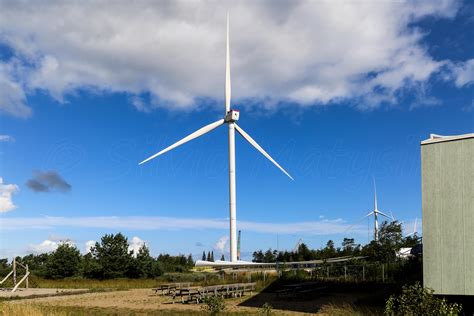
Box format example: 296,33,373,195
259,303,273,315
385,282,462,315
201,295,226,315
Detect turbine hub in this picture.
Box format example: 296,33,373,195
225,109,240,122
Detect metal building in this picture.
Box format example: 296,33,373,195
421,133,474,295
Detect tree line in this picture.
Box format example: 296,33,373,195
252,221,420,263
0,233,194,280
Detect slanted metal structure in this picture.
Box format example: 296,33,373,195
421,133,474,295
0,259,30,292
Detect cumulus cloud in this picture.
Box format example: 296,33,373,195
128,236,146,257
0,177,19,213
85,240,96,254
0,135,14,142
28,239,75,254
214,236,229,255
0,1,463,116
26,170,71,193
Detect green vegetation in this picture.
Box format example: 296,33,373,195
385,282,463,316
253,221,420,263
46,243,81,279
201,295,226,315
259,303,273,315
1,233,194,282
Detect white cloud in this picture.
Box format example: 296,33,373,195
0,61,32,118
0,135,14,142
85,240,96,254
28,239,75,254
214,236,229,254
0,177,19,213
0,215,365,236
0,1,462,117
451,59,474,87
128,236,146,257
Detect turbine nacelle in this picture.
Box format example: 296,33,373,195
225,109,240,122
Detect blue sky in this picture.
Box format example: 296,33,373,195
0,1,473,260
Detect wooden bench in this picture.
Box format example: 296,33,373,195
173,282,256,304
152,282,191,295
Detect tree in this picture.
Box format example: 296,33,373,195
220,254,225,261
207,251,211,261
252,250,264,263
91,233,132,279
46,243,81,279
297,243,312,261
135,245,153,278
187,254,194,266
210,251,214,262
322,240,337,258
202,251,206,261
362,221,404,262
342,238,356,255
263,249,276,263
20,253,50,277
82,252,101,278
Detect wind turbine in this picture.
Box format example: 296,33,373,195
139,13,293,262
363,178,393,242
405,218,418,237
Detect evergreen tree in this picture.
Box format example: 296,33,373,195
135,245,153,278
207,251,211,261
187,254,194,267
82,252,101,278
220,254,225,261
202,251,206,261
46,243,81,279
263,249,276,262
211,251,214,262
91,233,132,279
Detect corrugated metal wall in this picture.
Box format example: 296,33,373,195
422,137,474,295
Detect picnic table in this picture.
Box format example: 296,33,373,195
152,282,191,295
164,282,256,304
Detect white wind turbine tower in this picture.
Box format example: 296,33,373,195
139,13,293,262
363,178,393,242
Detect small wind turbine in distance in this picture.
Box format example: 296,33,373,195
139,13,293,263
360,178,393,242
405,217,418,237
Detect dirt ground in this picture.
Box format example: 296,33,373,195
5,288,318,315
0,288,88,298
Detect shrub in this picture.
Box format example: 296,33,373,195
385,282,462,315
201,295,226,315
259,302,273,315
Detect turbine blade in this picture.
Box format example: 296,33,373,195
345,213,372,233
234,124,293,180
225,12,231,113
139,119,225,165
377,211,392,219
372,176,378,210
